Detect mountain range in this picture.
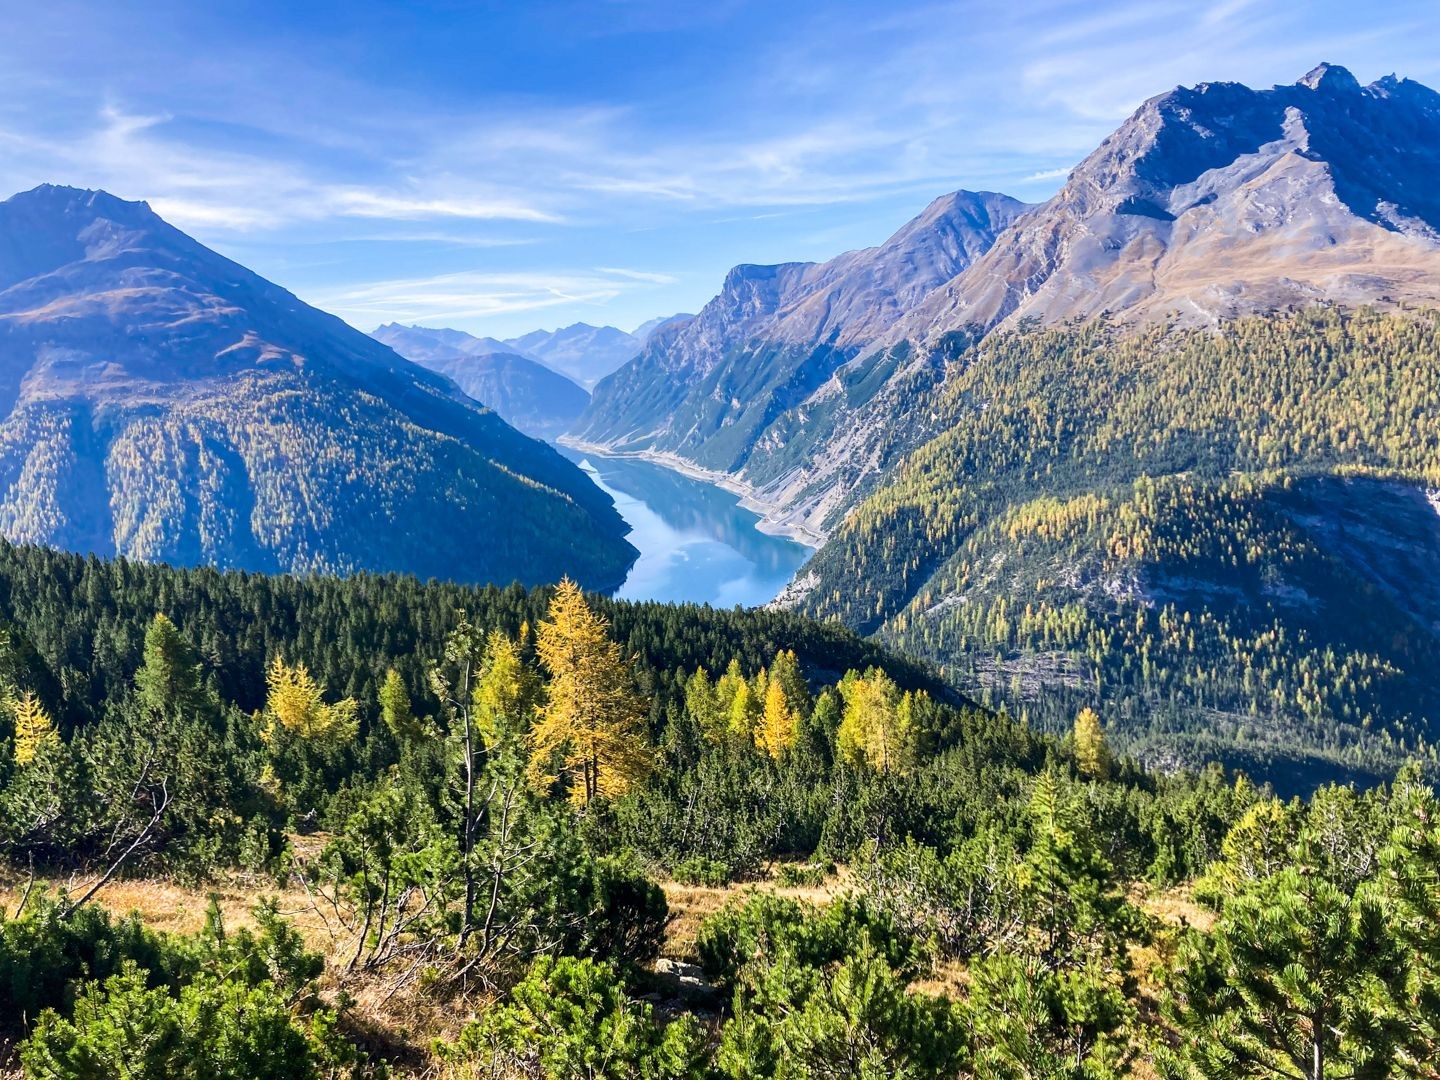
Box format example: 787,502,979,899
375,315,691,397
371,316,695,437
573,64,1440,780
575,67,1440,539
0,184,637,588
6,62,1439,782
507,321,661,389
571,190,1030,507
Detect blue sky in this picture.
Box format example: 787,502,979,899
2,0,1437,338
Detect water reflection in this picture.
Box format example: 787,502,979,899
558,448,813,607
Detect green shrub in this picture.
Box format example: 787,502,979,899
0,895,182,1038
18,966,374,1079
444,955,710,1079
672,856,730,888
715,941,967,1079
695,893,914,990
574,856,670,969
775,863,828,888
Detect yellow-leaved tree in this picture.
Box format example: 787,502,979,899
11,690,57,766
529,579,652,806
836,668,923,774
1072,707,1113,779
755,649,811,759
264,656,359,745
757,677,799,760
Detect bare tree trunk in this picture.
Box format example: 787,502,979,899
63,781,170,918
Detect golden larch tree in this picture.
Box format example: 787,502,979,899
756,676,799,759
530,579,652,806
265,656,359,745
12,691,57,766
836,669,921,774
1073,707,1112,780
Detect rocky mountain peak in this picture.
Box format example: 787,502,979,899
1297,61,1361,93
885,64,1440,339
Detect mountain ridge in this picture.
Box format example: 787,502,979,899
574,65,1440,547
0,184,636,587
889,63,1440,341
571,190,1031,479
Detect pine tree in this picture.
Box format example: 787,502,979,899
1162,869,1409,1080
11,690,57,766
135,613,205,719
684,667,725,743
529,579,652,806
475,629,539,746
378,668,420,741
728,675,759,742
769,650,812,719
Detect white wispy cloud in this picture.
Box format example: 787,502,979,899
593,267,679,284
308,267,677,325
2,103,561,233
1022,167,1073,183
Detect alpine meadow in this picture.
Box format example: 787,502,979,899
1,4,1440,1078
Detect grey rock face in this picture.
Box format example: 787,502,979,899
893,65,1440,340
573,191,1030,452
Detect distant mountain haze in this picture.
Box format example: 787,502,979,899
631,313,694,341
370,322,514,366
437,351,588,441
373,317,688,393
503,322,646,389
375,329,592,440
0,184,636,587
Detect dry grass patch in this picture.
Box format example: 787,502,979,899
660,864,849,961
0,870,330,946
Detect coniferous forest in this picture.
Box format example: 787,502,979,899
0,545,1437,1077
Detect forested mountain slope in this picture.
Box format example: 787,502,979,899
0,540,953,731
0,185,635,588
801,309,1440,783
571,65,1440,783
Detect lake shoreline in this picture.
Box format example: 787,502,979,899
556,437,825,549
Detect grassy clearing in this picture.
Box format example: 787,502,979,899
0,863,1207,1077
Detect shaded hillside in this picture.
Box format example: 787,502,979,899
0,185,635,588
800,309,1440,780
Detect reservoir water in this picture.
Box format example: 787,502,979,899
558,448,813,607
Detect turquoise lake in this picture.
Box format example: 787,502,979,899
558,448,813,608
